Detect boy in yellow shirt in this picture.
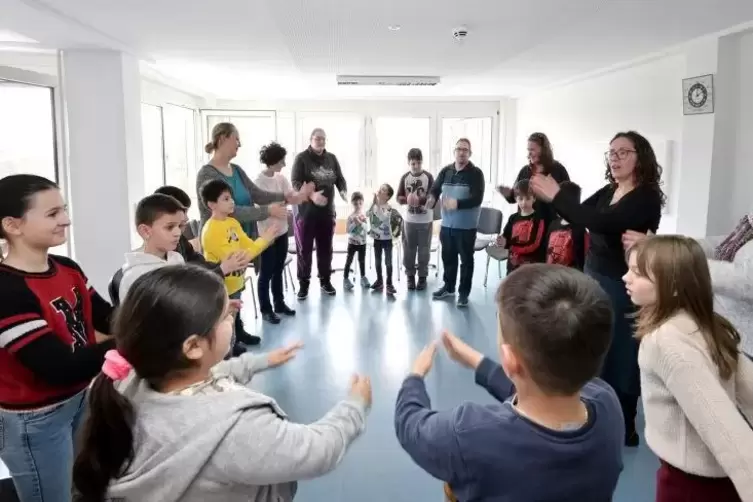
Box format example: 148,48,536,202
200,179,281,353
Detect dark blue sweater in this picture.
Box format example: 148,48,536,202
394,358,624,501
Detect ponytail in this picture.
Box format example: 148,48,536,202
73,375,135,502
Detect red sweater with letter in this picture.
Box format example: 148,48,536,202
0,255,114,410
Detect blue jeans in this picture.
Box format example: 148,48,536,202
0,389,88,502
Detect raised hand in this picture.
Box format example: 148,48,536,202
622,230,652,250
267,203,288,219
441,331,483,369
411,341,438,377
220,251,250,275
261,221,283,241
497,185,513,199
529,174,560,202
267,341,304,367
311,191,328,206
349,374,373,407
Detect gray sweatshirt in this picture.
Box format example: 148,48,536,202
697,234,753,356
107,353,368,502
119,251,185,302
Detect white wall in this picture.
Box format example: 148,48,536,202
512,55,685,233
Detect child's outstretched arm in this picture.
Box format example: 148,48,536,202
212,352,270,383
394,375,471,485
214,387,369,484
237,224,277,261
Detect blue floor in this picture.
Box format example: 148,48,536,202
243,252,659,501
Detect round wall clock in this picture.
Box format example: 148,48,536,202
688,82,708,108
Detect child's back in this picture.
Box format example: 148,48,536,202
395,264,624,501
109,354,365,502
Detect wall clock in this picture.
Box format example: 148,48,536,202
682,74,714,115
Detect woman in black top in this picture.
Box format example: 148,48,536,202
497,132,570,224
531,131,665,447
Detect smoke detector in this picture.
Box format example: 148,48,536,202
452,26,468,41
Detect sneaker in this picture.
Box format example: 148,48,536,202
406,275,416,291
274,303,296,316
386,283,397,296
343,277,354,291
297,281,309,301
321,281,336,296
457,295,469,308
432,286,455,300
625,431,640,447
371,278,384,292
360,276,371,288
416,277,427,291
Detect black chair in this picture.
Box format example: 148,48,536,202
108,268,124,306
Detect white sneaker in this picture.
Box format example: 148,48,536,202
360,276,371,288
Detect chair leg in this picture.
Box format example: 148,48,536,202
484,254,491,287
287,264,297,293
498,259,502,278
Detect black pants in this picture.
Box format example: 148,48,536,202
373,239,393,283
440,227,476,296
257,234,288,313
344,243,366,279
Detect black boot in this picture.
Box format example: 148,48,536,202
406,275,416,290
416,276,427,291
234,315,260,346
297,280,310,301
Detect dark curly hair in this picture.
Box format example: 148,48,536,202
606,131,666,206
259,142,287,167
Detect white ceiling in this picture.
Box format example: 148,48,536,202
3,0,753,99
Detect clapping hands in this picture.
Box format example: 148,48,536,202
410,330,485,378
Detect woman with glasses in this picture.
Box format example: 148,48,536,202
530,131,665,448
497,132,570,224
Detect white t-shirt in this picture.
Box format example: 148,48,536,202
254,172,292,239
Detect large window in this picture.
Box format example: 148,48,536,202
297,113,366,214
0,81,57,180
0,80,67,256
163,105,198,218
205,112,276,177
373,117,431,190
141,103,165,195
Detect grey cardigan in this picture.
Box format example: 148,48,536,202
196,163,285,237
697,235,753,356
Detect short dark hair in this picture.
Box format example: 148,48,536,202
381,183,394,200
200,179,232,205
558,180,581,202
351,191,364,203
154,186,191,208
513,179,533,197
135,194,185,227
496,264,613,395
407,148,423,162
259,142,287,167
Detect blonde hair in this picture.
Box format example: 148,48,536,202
205,122,238,154
629,235,740,379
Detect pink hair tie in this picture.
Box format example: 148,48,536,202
102,349,132,381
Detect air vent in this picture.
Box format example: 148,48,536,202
336,75,440,86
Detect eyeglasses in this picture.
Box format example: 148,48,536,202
604,149,636,161
455,147,470,153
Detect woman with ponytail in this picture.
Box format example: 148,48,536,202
0,174,114,502
195,123,314,349
73,265,371,502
